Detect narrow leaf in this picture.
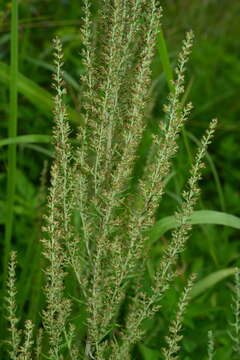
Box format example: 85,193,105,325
0,135,51,147
191,268,236,298
0,61,80,124
157,26,174,92
148,210,240,245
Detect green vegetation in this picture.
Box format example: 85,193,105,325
0,0,239,359
4,0,18,284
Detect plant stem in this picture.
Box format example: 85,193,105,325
4,0,19,282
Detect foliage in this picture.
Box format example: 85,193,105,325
0,0,239,359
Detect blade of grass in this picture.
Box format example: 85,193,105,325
191,268,236,299
24,56,81,91
157,26,174,92
4,0,18,282
0,135,79,158
20,144,53,157
0,134,78,147
139,344,159,360
0,61,81,124
0,134,51,147
148,210,240,245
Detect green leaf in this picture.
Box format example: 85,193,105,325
157,26,174,92
0,135,79,157
0,61,80,124
24,56,81,91
191,268,236,299
139,345,159,360
148,210,240,245
0,134,51,147
4,0,19,292
40,353,52,360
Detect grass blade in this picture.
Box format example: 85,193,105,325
0,135,51,147
24,56,81,91
0,134,79,148
191,268,236,299
0,61,80,124
148,210,240,245
157,25,174,92
4,0,18,282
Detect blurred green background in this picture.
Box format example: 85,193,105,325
0,0,240,358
